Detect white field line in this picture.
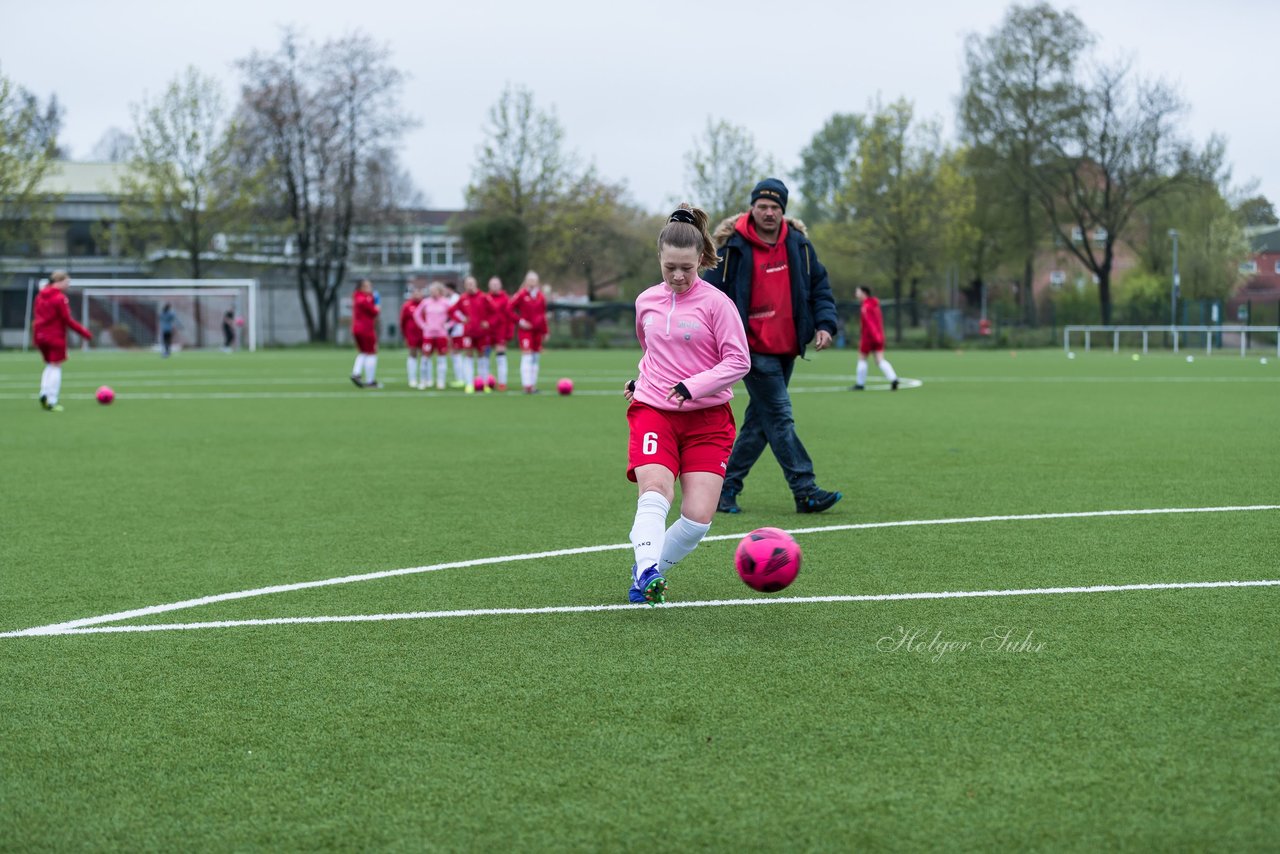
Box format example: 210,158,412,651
3,504,1277,639
19,579,1280,636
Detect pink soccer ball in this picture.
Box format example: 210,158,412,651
486,375,497,389
734,527,802,593
557,378,574,396
473,377,486,391
234,316,245,327
96,385,115,405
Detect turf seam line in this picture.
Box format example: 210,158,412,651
3,504,1276,638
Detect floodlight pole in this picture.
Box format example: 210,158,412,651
1169,229,1180,325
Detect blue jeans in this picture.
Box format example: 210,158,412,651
723,352,816,498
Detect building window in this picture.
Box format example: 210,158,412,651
1070,226,1083,243
1049,271,1066,286
1092,227,1108,246
1240,260,1258,275
1274,260,1280,275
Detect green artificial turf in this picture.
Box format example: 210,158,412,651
1,345,1277,850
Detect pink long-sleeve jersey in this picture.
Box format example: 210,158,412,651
633,278,750,412
414,295,453,338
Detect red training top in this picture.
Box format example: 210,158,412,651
458,291,493,338
33,286,92,347
860,295,885,351
400,298,423,346
510,288,548,335
735,214,797,356
352,290,379,337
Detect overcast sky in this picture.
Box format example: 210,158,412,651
3,0,1276,214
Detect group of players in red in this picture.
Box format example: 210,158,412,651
351,271,550,394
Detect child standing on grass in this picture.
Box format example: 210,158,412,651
852,285,898,391
511,271,549,393
350,279,382,388
400,284,425,388
622,205,751,605
33,271,93,412
414,282,453,390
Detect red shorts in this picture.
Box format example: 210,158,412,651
491,324,513,347
518,331,544,353
451,335,469,352
465,331,490,351
354,331,378,355
421,336,449,355
37,341,67,364
403,331,423,350
626,401,735,482
859,336,884,356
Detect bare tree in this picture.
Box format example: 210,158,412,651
236,29,415,341
1033,64,1192,323
0,70,61,251
116,67,258,279
90,127,137,162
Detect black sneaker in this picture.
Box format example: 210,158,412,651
717,491,741,514
350,375,364,388
851,385,864,391
891,379,899,391
796,488,843,514
39,394,50,410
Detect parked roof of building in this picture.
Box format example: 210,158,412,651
1246,224,1280,254
37,161,129,196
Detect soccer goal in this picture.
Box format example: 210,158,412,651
69,279,258,352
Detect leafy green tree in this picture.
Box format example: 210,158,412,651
0,70,60,253
793,113,860,224
543,170,656,301
236,30,415,341
841,99,942,341
1236,195,1278,227
114,67,259,279
684,119,776,224
467,84,570,267
960,2,1093,325
459,215,529,290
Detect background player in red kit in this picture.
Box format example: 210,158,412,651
350,278,382,388
852,285,899,391
399,284,425,389
510,271,550,393
485,275,515,390
456,275,492,394
33,270,93,411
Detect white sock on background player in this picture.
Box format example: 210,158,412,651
495,353,508,386
406,356,418,387
659,515,710,572
422,357,434,387
363,356,377,385
352,354,365,379
435,355,448,388
530,352,541,387
520,353,533,388
452,352,465,383
856,358,868,387
630,491,671,574
878,358,897,382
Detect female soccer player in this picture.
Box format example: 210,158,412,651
623,205,751,605
510,271,549,393
350,279,381,388
399,284,425,388
414,282,454,390
486,276,515,390
852,285,899,391
33,271,93,411
456,276,492,394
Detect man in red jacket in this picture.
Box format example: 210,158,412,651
852,285,899,391
350,279,382,388
33,271,93,411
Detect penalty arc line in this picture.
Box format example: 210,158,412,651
10,579,1280,637
2,503,1278,639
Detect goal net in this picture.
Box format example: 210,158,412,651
72,279,258,352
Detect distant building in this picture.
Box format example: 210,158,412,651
0,161,471,346
1228,225,1280,323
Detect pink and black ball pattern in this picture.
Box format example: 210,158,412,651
734,527,802,592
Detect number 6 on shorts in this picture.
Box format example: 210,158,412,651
642,432,658,455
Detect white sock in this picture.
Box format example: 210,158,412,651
496,353,508,386
452,352,464,383
407,356,418,386
630,491,672,576
659,515,711,572
520,353,532,388
856,359,868,387
422,356,434,386
436,356,448,387
878,358,897,382
364,355,377,385
352,354,365,378
47,364,62,405
531,352,541,387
